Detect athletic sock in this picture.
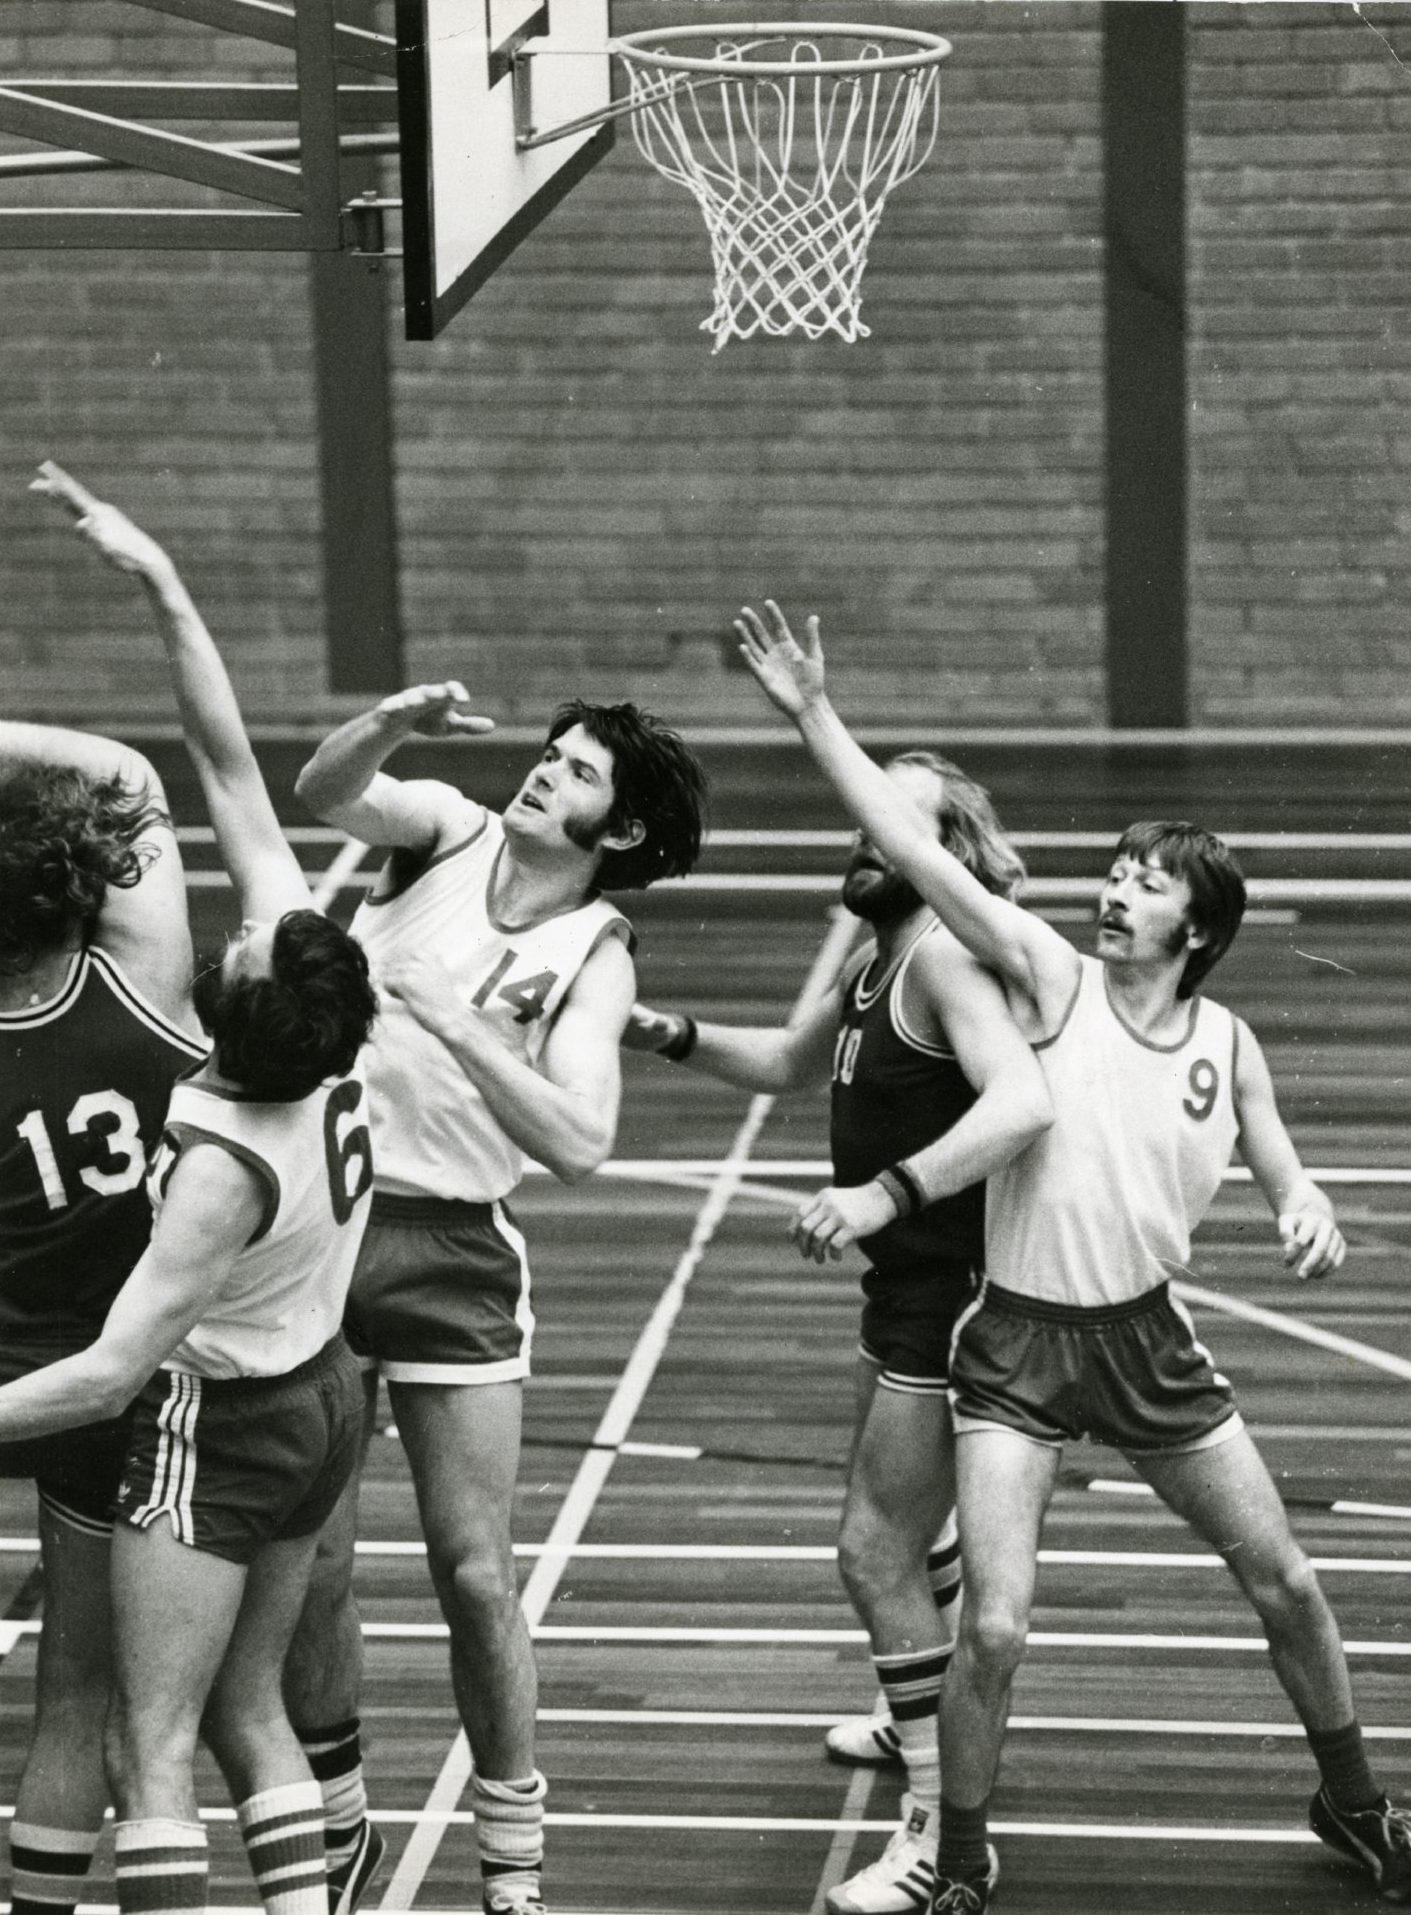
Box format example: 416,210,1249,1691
114,1818,208,1915
937,1797,991,1881
1308,1720,1382,1813
9,1820,103,1915
927,1513,963,1647
236,1782,327,1915
472,1771,546,1912
296,1719,367,1883
873,1648,945,1814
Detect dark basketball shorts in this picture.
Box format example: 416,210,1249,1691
0,1342,132,1535
342,1193,534,1385
949,1279,1243,1455
858,1259,981,1397
114,1333,364,1565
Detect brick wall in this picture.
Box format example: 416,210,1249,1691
1187,2,1411,725
0,3,1406,727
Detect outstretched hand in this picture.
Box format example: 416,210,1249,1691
374,682,495,740
1278,1205,1346,1281
734,600,828,721
31,461,171,578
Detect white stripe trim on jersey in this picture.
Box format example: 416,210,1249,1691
0,948,86,1028
889,921,959,1060
88,946,207,1057
131,1372,201,1545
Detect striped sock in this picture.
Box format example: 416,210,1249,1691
874,1649,945,1813
236,1783,326,1915
296,1719,367,1882
9,1820,103,1915
928,1513,963,1650
114,1818,207,1915
473,1771,546,1914
938,1795,991,1881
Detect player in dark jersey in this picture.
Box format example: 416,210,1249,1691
626,755,1051,1914
1,675,204,1910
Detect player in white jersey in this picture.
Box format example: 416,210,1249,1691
6,469,379,1915
735,601,1411,1911
285,678,706,1915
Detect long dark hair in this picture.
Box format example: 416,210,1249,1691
194,910,377,1099
0,763,164,975
547,701,707,891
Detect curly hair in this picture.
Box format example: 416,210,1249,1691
0,762,164,975
546,701,707,892
888,751,1027,901
194,910,378,1100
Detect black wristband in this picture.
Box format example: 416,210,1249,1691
876,1160,925,1219
657,1012,699,1063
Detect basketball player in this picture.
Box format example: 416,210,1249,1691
734,599,1410,1910
14,466,379,1915
0,685,204,1914
285,683,706,1915
625,753,1050,1914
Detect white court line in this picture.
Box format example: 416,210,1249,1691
311,837,369,912
535,1708,1411,1739
380,907,860,1910
557,1159,1411,1187
358,1622,1411,1654
1171,1276,1411,1384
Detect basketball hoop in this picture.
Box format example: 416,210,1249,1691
613,22,951,352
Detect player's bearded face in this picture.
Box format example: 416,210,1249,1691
841,849,923,925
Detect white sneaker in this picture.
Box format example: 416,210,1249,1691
824,1709,903,1768
825,1797,937,1915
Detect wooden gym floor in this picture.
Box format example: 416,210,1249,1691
0,735,1407,1914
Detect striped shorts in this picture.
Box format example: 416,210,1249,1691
114,1334,364,1564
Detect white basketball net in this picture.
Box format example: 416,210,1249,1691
616,29,944,351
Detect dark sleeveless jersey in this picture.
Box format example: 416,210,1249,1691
829,920,986,1273
0,946,206,1356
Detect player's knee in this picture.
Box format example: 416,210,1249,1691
432,1534,517,1622
960,1594,1028,1680
1247,1546,1325,1628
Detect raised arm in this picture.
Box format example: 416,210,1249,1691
622,987,842,1094
0,719,193,1026
736,602,1079,1033
32,463,303,925
790,933,1053,1263
295,684,495,854
0,1143,262,1440
1233,1018,1345,1279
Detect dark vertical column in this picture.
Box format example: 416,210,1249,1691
308,0,403,693
1102,4,1187,728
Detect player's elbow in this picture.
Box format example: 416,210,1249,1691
83,1354,145,1425
1010,1081,1054,1151
546,1122,615,1186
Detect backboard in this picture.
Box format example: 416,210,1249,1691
396,0,614,340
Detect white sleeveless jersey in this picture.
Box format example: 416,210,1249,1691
145,1066,374,1379
350,807,633,1202
985,956,1241,1308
